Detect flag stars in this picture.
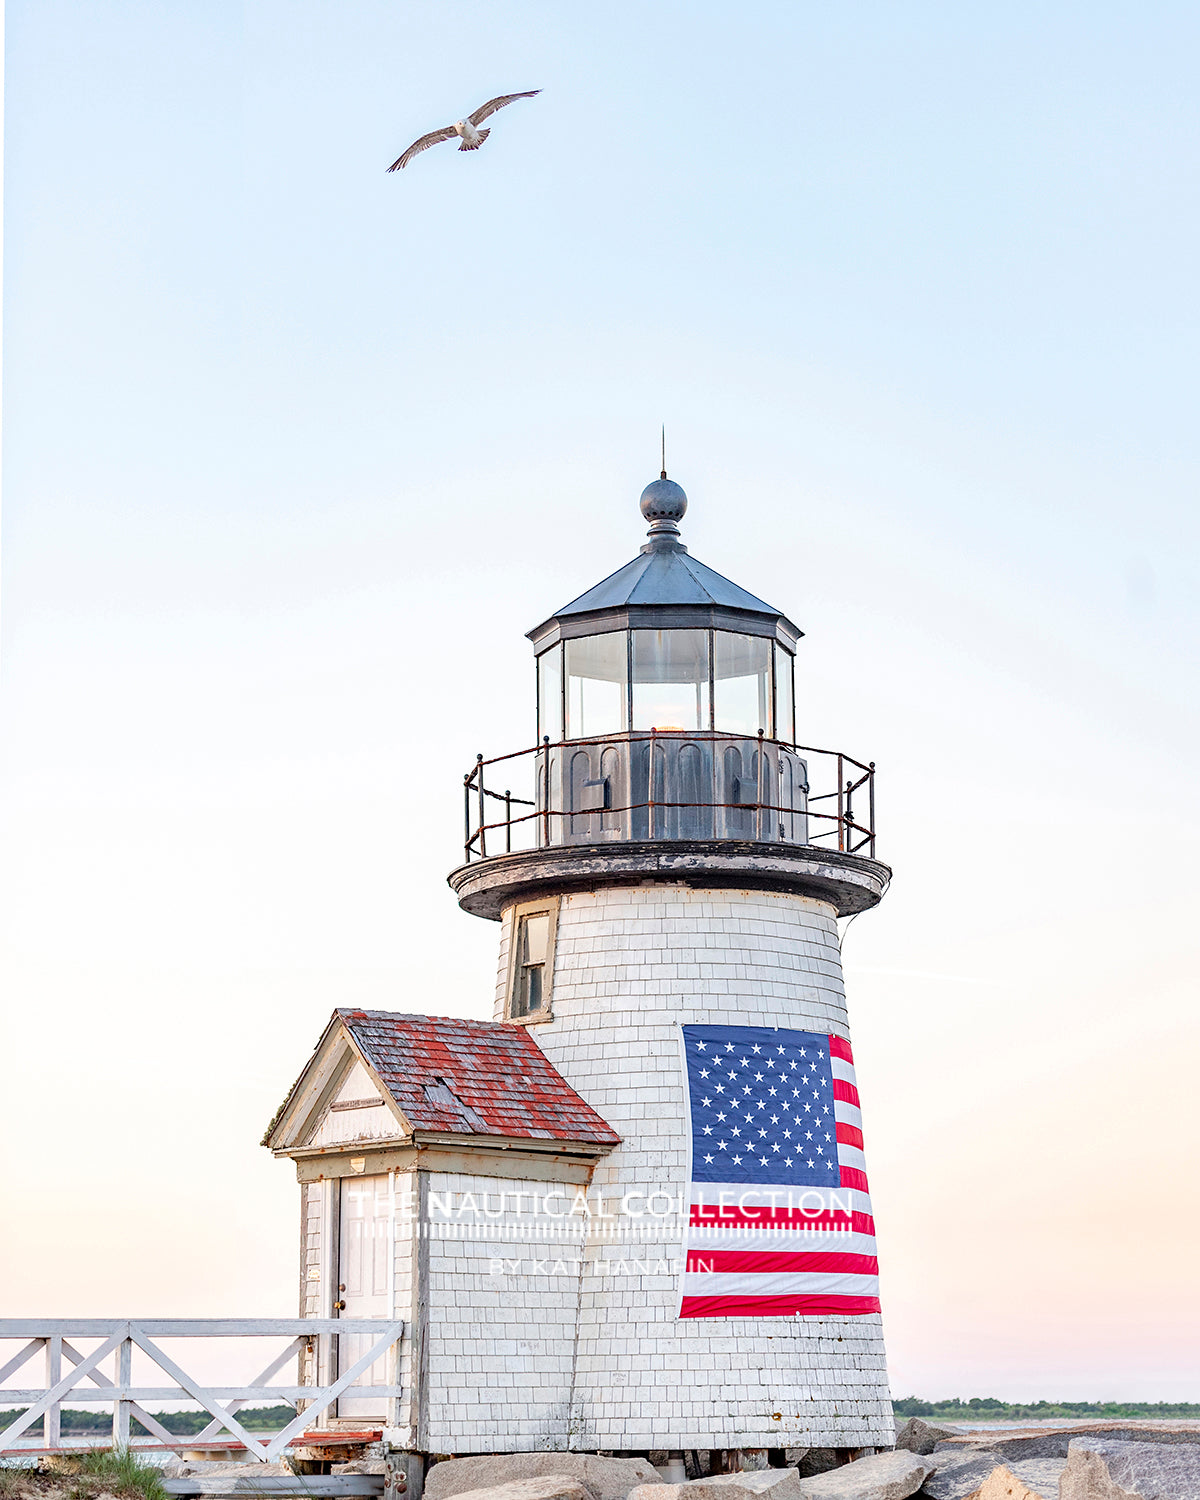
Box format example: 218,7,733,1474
687,1028,845,1188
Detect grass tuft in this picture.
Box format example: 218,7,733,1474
77,1451,168,1500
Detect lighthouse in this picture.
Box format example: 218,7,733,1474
267,469,893,1465
449,472,893,1455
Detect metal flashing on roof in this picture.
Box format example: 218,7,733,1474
527,508,801,648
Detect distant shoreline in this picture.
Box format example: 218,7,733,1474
895,1400,1200,1422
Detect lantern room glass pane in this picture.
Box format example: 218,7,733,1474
631,629,711,731
565,632,628,738
537,645,563,741
775,645,795,743
713,632,772,736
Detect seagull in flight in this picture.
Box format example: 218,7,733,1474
388,91,541,172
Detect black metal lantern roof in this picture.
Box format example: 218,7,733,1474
527,474,802,651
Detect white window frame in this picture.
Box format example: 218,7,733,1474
504,898,560,1025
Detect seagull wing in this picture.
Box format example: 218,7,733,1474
467,89,541,126
388,125,457,172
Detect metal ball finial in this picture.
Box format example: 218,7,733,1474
639,475,687,549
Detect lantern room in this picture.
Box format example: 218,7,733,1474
526,473,808,846
459,471,877,871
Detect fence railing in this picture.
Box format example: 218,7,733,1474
0,1320,404,1462
462,730,875,863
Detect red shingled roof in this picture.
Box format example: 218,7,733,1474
338,1009,619,1147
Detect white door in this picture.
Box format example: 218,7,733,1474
337,1174,392,1420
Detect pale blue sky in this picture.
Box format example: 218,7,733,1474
3,2,1199,1399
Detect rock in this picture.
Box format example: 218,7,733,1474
963,1468,1046,1500
800,1450,934,1499
919,1453,1002,1499
689,1475,806,1500
629,1475,804,1500
441,1479,591,1500
39,1455,86,1475
425,1457,660,1500
334,1462,388,1476
918,1455,1064,1500
897,1421,952,1456
936,1424,1200,1467
797,1455,845,1479
1060,1436,1200,1499
1058,1448,1140,1499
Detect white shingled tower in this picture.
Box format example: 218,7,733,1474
448,471,894,1458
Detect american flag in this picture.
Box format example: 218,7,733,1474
678,1023,880,1319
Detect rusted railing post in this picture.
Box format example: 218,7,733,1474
836,753,844,851
844,778,854,853
463,773,473,862
648,728,657,840
542,735,551,848
869,762,876,859
505,790,512,853
756,728,765,841
476,754,486,859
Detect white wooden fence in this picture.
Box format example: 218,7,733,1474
0,1320,404,1462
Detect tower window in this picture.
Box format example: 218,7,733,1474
506,901,559,1022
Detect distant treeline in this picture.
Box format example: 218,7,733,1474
895,1397,1200,1421
0,1406,296,1436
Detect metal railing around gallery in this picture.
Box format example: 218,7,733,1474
462,729,876,863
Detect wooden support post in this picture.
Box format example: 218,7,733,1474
44,1336,62,1450
114,1337,132,1449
